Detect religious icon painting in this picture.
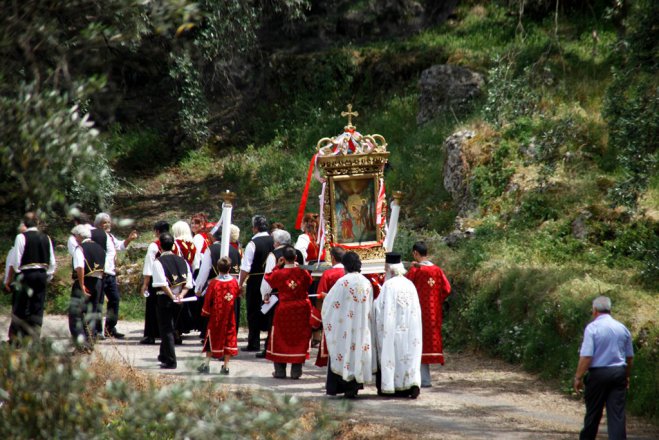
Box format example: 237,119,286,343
330,174,380,246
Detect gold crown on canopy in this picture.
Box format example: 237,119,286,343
315,104,388,156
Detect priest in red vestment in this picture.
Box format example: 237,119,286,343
263,246,313,379
197,256,240,375
314,246,346,367
405,241,451,387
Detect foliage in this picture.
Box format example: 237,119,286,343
106,126,169,171
0,82,113,212
0,340,340,439
603,0,659,209
601,219,659,287
483,57,541,127
169,52,211,148
470,140,516,202
0,0,310,213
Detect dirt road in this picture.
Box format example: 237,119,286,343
2,315,656,439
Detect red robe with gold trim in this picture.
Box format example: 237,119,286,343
406,262,451,364
314,265,345,367
201,276,239,358
264,265,313,364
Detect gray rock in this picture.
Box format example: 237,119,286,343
443,130,477,217
417,64,484,125
572,210,592,240
442,227,475,247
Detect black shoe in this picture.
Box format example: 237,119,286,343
272,371,286,379
140,337,156,345
220,366,229,375
344,388,358,399
197,363,210,374
106,329,125,339
158,355,165,363
410,386,420,399
160,362,177,369
255,351,266,358
242,345,260,352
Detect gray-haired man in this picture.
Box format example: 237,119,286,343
574,296,634,440
93,212,137,338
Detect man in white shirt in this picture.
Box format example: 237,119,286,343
152,233,193,369
140,220,171,344
68,224,105,350
238,215,274,352
7,212,56,343
94,212,137,339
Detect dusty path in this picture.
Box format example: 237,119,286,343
2,315,656,439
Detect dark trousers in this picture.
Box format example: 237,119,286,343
100,275,121,332
143,286,160,338
68,277,102,344
326,359,363,396
10,269,48,341
262,301,278,353
156,295,176,366
580,366,627,440
246,277,263,349
234,296,241,329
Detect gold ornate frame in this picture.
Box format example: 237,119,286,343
318,152,389,262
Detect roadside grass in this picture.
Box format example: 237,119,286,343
0,340,341,439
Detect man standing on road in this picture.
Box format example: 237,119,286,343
406,241,451,387
7,212,56,343
152,233,192,369
574,296,634,440
69,225,105,350
322,251,375,398
238,215,274,352
95,212,138,339
140,220,173,344
373,252,422,399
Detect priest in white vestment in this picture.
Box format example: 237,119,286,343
373,252,422,398
322,251,376,398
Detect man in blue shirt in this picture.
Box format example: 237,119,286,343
574,296,634,440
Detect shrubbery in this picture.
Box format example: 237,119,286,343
0,340,340,439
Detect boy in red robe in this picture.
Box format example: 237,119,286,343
406,241,451,387
197,256,240,375
263,245,312,379
314,246,345,367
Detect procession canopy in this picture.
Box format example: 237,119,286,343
314,104,390,263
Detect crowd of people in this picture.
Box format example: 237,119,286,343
3,211,453,398
3,210,636,435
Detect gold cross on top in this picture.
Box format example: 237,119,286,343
341,104,359,129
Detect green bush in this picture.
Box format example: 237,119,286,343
0,82,113,212
106,126,169,171
628,327,659,422
470,141,516,202
603,0,659,210
0,340,340,439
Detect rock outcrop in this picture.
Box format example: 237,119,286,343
417,65,484,125
443,130,477,217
